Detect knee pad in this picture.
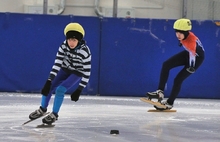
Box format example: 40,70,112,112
55,86,67,97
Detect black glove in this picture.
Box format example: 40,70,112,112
41,80,51,96
186,67,195,73
71,88,82,102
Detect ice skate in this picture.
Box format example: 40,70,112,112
154,100,173,110
29,106,47,120
42,112,58,125
147,89,164,102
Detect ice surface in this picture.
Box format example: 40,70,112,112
0,93,220,142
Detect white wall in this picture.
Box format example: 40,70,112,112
0,0,182,19
0,0,219,20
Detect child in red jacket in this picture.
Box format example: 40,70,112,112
147,18,205,110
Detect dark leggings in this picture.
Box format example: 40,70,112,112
158,49,204,105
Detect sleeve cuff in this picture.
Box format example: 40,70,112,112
78,86,84,91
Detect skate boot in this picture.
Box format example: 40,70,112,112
147,89,164,102
42,112,58,125
154,100,173,110
29,106,47,120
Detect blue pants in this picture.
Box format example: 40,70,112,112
41,69,81,114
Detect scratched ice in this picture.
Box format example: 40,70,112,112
0,93,220,142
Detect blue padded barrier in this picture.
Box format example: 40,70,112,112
0,13,220,99
99,18,220,99
0,13,100,95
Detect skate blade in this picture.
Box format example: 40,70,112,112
148,109,177,112
36,124,55,128
140,98,166,109
22,112,50,125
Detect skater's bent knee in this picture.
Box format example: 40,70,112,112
162,60,172,68
55,86,67,95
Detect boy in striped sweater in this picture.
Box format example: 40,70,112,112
29,23,91,124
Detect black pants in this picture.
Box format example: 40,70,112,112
158,48,204,105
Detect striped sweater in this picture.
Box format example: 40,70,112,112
49,40,91,90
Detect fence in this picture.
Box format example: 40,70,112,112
0,12,220,99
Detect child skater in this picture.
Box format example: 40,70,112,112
29,22,91,124
147,18,205,110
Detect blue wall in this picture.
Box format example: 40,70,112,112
0,13,220,99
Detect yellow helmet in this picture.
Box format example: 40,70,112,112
64,23,85,41
173,18,192,31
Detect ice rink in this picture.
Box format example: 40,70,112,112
0,93,219,142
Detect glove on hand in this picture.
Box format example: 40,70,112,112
71,88,82,102
41,80,51,96
186,67,195,73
